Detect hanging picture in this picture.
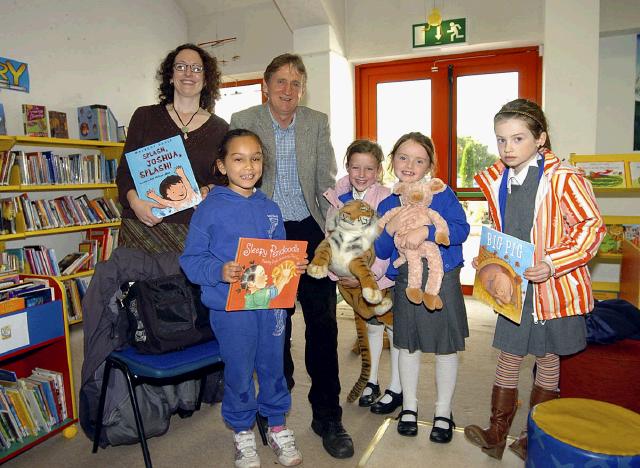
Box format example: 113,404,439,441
0,57,30,93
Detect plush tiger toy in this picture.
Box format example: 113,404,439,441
308,199,392,401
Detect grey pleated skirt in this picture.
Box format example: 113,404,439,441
493,284,587,357
393,261,469,354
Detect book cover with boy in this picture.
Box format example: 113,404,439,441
21,104,48,137
124,135,201,218
48,111,69,139
472,226,535,324
226,238,307,312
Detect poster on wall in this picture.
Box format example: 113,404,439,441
634,34,640,150
0,56,30,93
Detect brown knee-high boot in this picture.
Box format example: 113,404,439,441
464,385,519,459
509,385,559,460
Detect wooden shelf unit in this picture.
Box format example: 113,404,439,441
0,275,77,463
570,153,640,302
1,136,124,325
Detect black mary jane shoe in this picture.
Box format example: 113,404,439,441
397,409,418,437
370,389,403,414
358,382,381,407
429,414,455,444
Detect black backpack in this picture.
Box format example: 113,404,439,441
120,273,214,354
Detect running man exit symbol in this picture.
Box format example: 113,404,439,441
413,18,467,48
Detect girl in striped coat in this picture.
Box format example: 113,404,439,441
464,99,605,461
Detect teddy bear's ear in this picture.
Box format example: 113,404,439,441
392,181,405,195
428,178,447,194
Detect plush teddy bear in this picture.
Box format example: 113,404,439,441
377,179,450,310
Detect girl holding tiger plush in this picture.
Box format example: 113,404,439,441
322,139,402,413
375,132,470,442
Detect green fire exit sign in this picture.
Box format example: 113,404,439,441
413,18,467,48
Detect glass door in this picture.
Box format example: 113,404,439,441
355,47,542,291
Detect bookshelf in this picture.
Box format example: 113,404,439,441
570,153,640,302
0,136,124,324
0,275,76,463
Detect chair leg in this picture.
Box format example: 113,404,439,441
256,413,268,446
118,361,153,468
92,359,113,453
195,373,207,412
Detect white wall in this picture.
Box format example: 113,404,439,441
0,0,188,258
597,34,638,153
0,0,187,134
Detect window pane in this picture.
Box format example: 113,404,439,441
456,73,518,188
460,200,491,286
216,83,262,123
377,80,431,157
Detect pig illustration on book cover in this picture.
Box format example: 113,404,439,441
473,226,534,324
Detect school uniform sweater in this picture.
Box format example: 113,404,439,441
180,185,285,310
374,184,470,278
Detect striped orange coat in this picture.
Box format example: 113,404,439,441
474,150,605,321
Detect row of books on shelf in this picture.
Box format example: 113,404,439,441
0,227,119,277
599,224,640,254
6,103,122,142
63,276,91,322
0,150,118,186
0,275,54,314
0,368,67,451
0,194,121,235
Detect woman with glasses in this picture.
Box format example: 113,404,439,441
116,43,229,253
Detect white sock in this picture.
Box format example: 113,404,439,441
378,327,401,404
367,322,384,385
434,353,458,429
399,348,421,422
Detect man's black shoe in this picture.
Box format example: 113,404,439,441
311,419,354,459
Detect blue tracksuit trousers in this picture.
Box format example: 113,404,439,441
210,308,290,432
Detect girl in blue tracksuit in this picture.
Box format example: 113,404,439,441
180,129,304,468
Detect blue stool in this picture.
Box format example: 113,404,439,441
92,340,223,468
527,398,640,467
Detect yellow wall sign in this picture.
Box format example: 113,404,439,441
413,18,467,48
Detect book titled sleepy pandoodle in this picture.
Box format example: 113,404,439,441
472,226,535,324
226,238,308,312
125,135,201,218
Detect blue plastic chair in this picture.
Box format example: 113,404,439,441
92,340,223,468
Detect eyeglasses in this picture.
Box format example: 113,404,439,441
173,63,204,73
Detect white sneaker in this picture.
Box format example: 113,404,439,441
267,427,303,466
234,431,260,468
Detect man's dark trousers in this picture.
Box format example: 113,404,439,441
284,215,341,422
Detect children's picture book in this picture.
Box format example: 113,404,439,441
574,161,627,189
21,104,48,137
0,104,6,135
48,111,69,139
226,238,308,311
628,162,640,188
472,226,535,324
125,135,201,218
599,224,624,254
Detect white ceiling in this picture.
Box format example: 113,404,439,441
173,0,271,21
